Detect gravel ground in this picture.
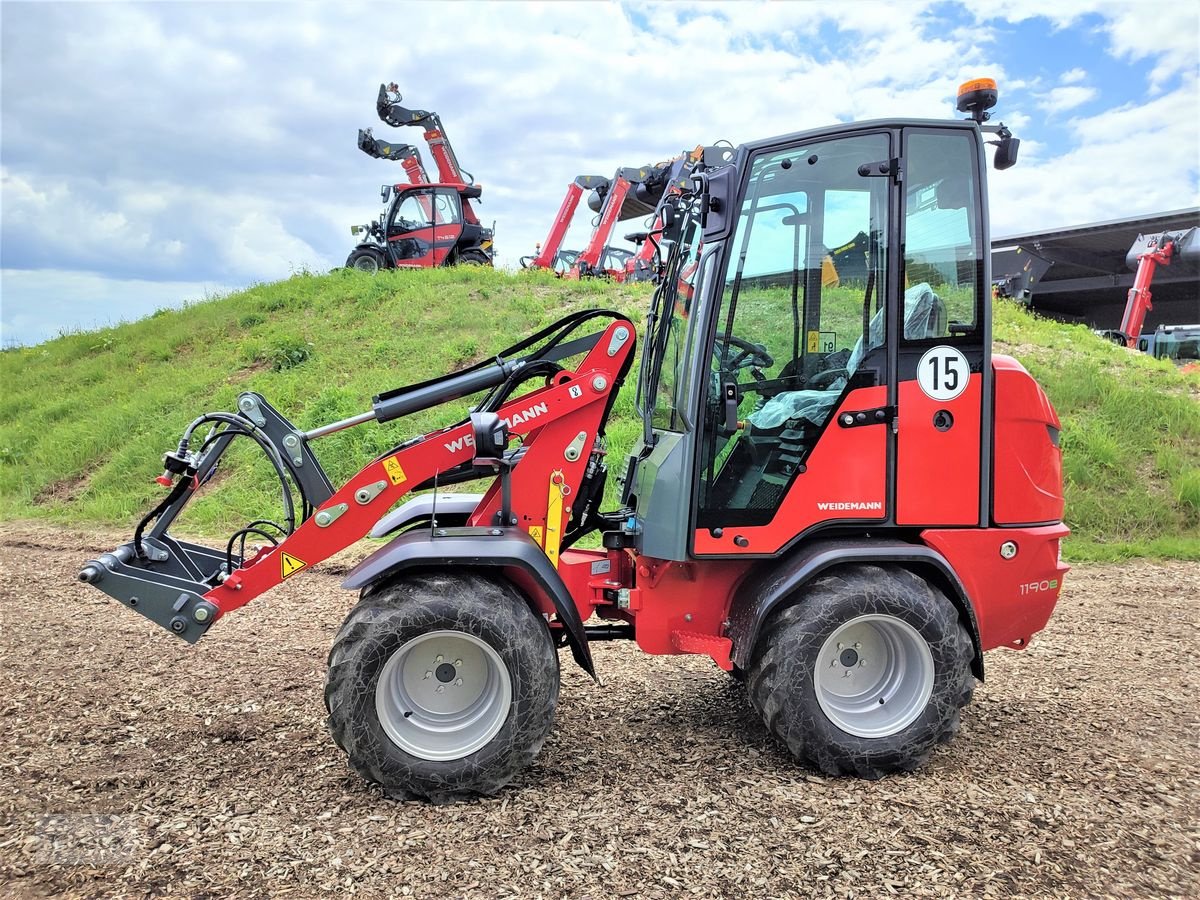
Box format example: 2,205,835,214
0,523,1196,899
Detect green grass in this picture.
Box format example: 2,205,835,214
992,300,1200,561
1,268,1196,562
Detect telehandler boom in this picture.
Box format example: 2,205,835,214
81,79,1066,802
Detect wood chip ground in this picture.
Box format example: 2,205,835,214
0,525,1195,899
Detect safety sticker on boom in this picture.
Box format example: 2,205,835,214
280,552,307,579
382,456,407,486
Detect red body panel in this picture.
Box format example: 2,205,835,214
922,525,1069,650
625,559,748,660
896,373,982,525
694,385,889,556
387,223,462,267
991,355,1064,525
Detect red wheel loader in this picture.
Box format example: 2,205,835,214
80,79,1067,801
346,85,494,272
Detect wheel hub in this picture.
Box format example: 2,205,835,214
375,630,512,761
815,615,934,738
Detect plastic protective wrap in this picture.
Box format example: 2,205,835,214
747,284,939,430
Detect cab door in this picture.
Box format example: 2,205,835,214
385,188,464,267
691,130,894,557
893,128,988,526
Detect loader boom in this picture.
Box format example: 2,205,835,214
377,83,473,188
357,127,429,184
1113,228,1197,347
524,175,611,270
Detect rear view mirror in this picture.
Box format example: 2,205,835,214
699,166,735,241
381,184,392,203
993,134,1019,170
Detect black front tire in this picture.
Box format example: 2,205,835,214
346,248,384,274
746,564,974,779
325,572,559,802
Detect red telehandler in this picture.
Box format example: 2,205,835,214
346,85,494,272
520,175,612,272
1104,227,1198,349
81,79,1067,802
566,162,674,279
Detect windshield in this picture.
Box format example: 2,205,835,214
639,196,705,436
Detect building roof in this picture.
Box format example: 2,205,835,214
991,207,1200,329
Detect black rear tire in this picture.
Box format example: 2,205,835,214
456,249,492,266
325,572,559,802
746,564,974,779
346,248,384,274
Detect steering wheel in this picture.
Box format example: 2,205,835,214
714,334,774,373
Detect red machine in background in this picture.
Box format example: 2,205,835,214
346,85,494,272
1108,227,1198,348
520,174,612,272
567,162,670,280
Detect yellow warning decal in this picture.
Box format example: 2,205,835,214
807,330,820,352
528,525,544,547
382,456,406,486
280,552,307,579
544,471,566,570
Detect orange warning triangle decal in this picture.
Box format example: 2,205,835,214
280,552,307,579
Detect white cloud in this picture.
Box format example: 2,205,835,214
991,77,1200,237
1,1,1197,345
1037,85,1098,112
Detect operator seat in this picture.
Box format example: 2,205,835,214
748,283,944,430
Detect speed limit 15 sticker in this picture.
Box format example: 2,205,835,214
916,345,970,401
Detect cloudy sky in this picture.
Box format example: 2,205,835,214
1,0,1197,346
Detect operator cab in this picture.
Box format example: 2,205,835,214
627,119,994,560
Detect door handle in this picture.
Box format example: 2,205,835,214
722,382,739,431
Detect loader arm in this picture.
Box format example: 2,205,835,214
526,175,610,270
1114,228,1197,347
376,83,475,202
357,128,429,184
80,314,635,659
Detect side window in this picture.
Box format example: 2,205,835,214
432,191,461,226
697,133,891,527
902,131,983,339
650,204,705,432
390,192,434,233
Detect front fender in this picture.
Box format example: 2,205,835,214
342,526,594,678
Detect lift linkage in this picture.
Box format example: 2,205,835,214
80,313,636,646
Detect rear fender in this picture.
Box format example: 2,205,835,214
726,539,984,680
342,526,594,678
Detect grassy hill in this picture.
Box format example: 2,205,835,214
1,267,1196,561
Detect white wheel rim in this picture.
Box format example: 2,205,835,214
815,614,934,738
354,256,378,273
375,630,512,761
